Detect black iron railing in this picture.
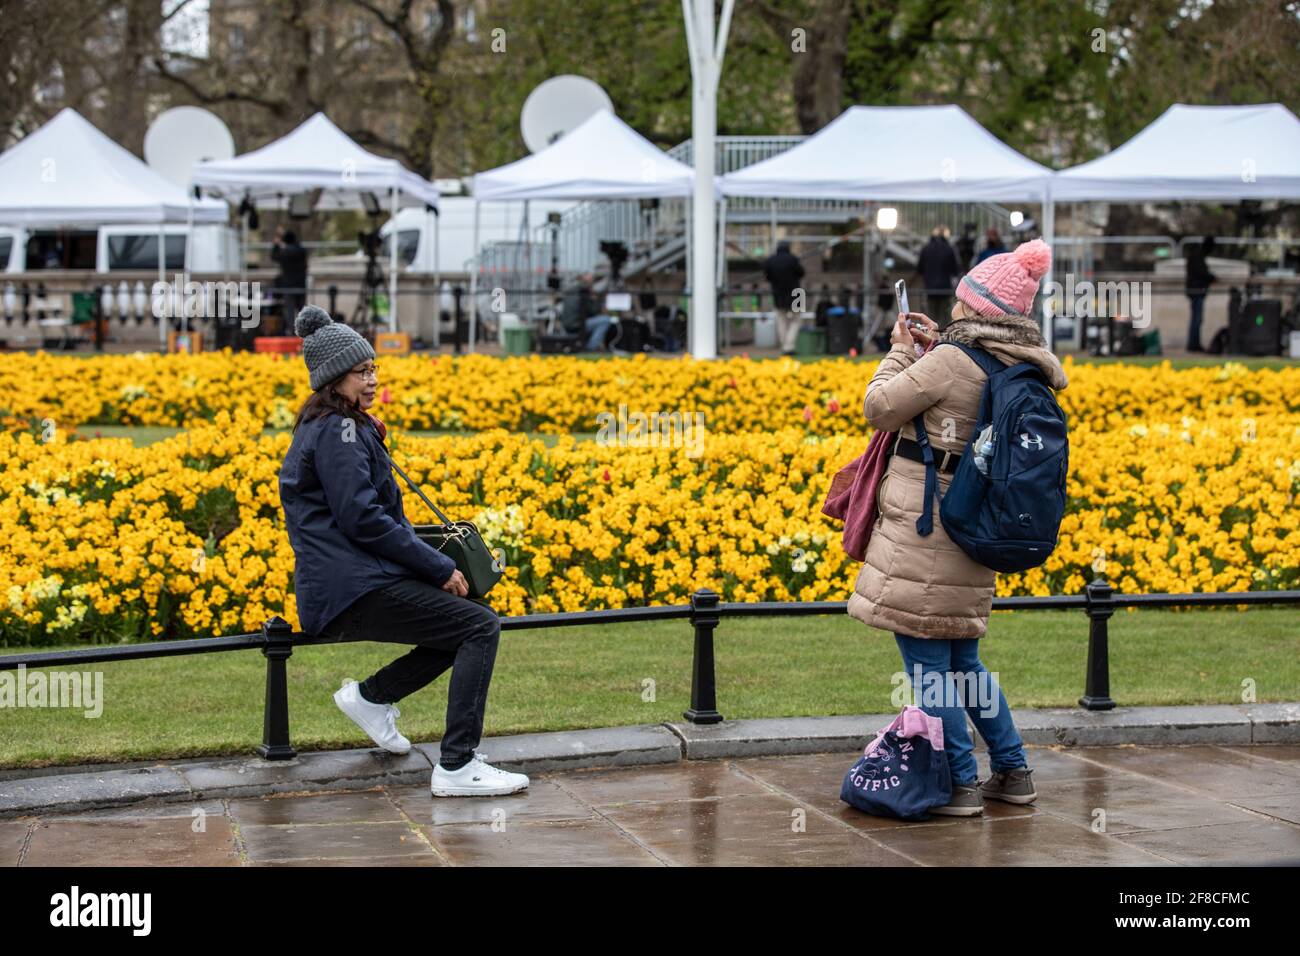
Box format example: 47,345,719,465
1,578,1296,761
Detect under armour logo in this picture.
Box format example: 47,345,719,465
1019,432,1043,450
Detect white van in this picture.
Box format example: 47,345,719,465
0,223,238,274
376,199,576,274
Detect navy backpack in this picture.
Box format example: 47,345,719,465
912,342,1069,573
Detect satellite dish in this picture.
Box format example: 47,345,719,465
520,75,614,154
144,107,236,188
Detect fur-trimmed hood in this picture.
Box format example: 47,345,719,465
940,314,1068,390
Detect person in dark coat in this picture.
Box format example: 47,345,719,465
1184,237,1217,352
917,227,960,326
278,305,528,797
763,241,806,353
271,227,309,335
562,273,614,350
976,228,1008,264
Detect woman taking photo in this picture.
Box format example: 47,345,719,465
278,305,527,798
849,240,1067,816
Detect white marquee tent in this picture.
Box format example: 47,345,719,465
473,109,695,201
191,112,441,329
1053,103,1300,201
467,109,697,346
0,107,227,226
720,105,1054,202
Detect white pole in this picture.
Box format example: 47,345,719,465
716,197,727,290
683,0,734,360
184,198,194,337
684,197,693,351
388,186,399,332
468,200,480,351
862,203,872,329
431,205,441,348
158,223,166,350
1041,179,1055,352
523,199,531,322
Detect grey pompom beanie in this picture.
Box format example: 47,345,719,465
295,305,376,391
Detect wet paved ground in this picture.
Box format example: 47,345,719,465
5,745,1299,866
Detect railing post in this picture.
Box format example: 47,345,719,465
684,588,724,724
1080,577,1117,711
258,616,297,760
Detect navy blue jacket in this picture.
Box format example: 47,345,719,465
279,412,456,635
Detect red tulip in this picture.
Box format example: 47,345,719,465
601,468,611,482
380,386,392,404
828,398,841,414
803,405,814,422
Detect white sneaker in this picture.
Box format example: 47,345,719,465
333,679,411,755
430,750,529,797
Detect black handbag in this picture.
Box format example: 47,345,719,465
391,461,503,599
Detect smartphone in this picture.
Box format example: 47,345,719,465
894,279,910,318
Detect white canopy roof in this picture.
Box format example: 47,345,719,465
720,105,1053,202
473,110,696,201
1053,103,1300,201
191,112,440,210
0,108,228,227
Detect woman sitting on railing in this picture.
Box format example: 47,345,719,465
277,305,528,798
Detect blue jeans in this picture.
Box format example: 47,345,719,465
585,314,614,350
894,633,1027,787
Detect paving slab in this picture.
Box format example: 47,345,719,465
23,816,241,867
420,819,662,866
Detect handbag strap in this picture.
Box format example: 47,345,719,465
389,458,455,528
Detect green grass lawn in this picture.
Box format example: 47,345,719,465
2,607,1296,770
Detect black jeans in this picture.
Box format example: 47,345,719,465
1187,294,1206,350
317,577,500,768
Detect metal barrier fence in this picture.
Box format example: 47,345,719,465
1,581,1295,761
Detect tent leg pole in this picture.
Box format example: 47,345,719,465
389,187,399,333
432,207,440,349
1042,182,1055,352
158,224,166,351
523,199,531,324
863,204,873,335
184,200,194,337
468,201,479,352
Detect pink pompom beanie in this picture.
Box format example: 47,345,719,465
956,238,1052,318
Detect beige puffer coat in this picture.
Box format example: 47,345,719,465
846,314,1069,639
